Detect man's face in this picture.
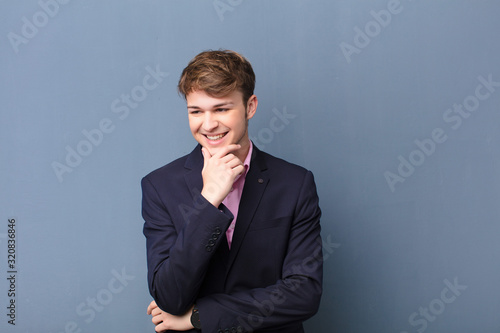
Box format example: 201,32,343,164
187,89,257,161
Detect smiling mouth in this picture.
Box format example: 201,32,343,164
205,133,227,141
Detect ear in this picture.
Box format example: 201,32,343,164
246,95,258,120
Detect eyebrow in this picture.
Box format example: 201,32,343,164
187,102,234,109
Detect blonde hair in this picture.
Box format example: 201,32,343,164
178,50,255,104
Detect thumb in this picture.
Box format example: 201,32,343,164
201,147,211,167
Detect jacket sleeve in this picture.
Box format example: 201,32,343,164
142,175,233,315
196,171,323,332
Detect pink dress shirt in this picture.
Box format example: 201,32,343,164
222,141,253,249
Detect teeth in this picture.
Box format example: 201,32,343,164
206,133,225,140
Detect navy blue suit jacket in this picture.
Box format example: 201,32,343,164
142,144,322,333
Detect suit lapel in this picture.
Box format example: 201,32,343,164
183,145,204,198
226,146,269,274
182,145,269,275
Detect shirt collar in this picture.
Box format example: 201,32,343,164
235,141,252,183
242,140,253,175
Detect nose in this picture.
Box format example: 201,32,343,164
202,112,218,132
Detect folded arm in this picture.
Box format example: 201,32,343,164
197,171,323,332
142,176,233,315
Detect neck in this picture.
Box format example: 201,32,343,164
236,138,251,162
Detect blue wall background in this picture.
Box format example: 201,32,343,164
1,1,500,332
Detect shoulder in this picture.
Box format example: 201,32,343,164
142,147,197,185
256,148,309,174
254,147,314,185
146,155,187,178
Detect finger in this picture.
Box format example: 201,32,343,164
213,144,241,158
232,164,245,175
226,157,244,169
155,323,167,333
147,301,158,314
152,315,163,325
220,153,238,164
155,319,168,332
152,307,163,316
147,300,157,314
222,151,246,167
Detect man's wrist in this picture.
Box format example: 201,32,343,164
200,188,222,208
190,304,201,330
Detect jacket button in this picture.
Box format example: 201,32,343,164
258,178,264,184
205,245,212,252
214,227,222,235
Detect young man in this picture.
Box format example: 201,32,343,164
142,50,322,333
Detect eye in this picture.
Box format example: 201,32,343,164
189,110,202,115
215,108,229,112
